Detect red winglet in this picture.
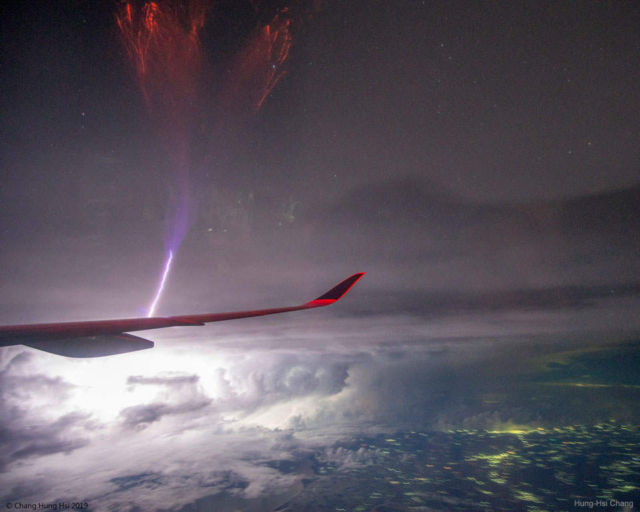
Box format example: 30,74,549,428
304,272,365,308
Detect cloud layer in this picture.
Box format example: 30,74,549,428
2,297,639,510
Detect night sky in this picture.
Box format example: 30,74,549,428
1,1,639,510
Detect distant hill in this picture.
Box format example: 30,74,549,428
531,184,640,233
313,178,640,235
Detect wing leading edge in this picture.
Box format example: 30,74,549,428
0,273,365,357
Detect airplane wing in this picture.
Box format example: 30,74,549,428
0,273,365,358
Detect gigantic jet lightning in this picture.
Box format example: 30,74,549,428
0,273,364,358
115,1,297,316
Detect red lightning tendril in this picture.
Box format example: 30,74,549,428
257,13,293,110
251,12,293,110
115,1,208,113
224,10,293,112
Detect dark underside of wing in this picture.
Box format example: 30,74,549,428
22,333,154,357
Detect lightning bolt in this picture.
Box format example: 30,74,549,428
147,250,174,317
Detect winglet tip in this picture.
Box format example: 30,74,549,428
309,272,366,305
